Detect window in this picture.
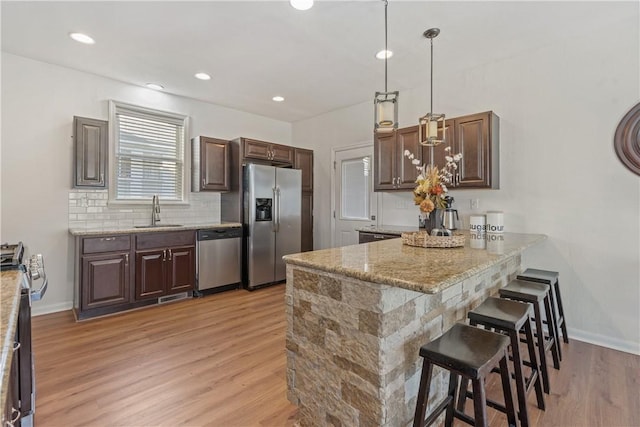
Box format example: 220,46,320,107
110,101,188,203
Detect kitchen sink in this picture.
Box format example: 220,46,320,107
134,224,183,228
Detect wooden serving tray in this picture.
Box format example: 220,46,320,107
401,231,465,248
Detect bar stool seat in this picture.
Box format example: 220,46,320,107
518,268,569,344
413,323,517,427
464,297,545,427
499,279,561,394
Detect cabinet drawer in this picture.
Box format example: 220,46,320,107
83,235,131,254
135,230,195,250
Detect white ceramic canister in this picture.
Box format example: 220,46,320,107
485,211,504,234
469,232,486,249
486,232,505,254
469,214,486,234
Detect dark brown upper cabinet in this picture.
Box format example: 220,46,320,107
449,111,500,189
242,138,294,165
374,111,500,191
374,126,423,191
73,116,108,188
294,148,314,192
191,136,230,192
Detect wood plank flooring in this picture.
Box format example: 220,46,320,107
32,285,639,426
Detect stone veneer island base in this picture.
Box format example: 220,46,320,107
283,232,546,427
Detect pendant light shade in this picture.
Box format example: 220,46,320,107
418,28,445,146
374,0,398,134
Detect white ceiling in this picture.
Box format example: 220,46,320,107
1,1,632,123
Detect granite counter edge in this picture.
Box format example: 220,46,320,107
69,222,243,236
283,235,546,295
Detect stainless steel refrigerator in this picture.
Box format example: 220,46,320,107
244,164,301,289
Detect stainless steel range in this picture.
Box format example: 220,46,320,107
2,242,48,427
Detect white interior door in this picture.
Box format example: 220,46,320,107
333,145,377,247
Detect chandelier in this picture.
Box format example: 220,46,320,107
418,28,445,146
374,0,398,134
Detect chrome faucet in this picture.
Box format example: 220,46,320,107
151,195,161,226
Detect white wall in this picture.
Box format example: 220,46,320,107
293,9,639,353
0,53,291,315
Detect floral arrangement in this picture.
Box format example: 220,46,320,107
404,147,462,214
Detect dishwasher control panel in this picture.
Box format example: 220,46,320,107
198,227,243,240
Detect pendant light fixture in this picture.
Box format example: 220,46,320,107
374,0,398,134
418,28,445,146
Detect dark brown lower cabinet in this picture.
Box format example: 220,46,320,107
74,231,195,320
135,245,195,300
81,252,130,310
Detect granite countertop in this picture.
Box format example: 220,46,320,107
0,270,23,409
69,221,243,236
283,232,546,294
356,225,421,235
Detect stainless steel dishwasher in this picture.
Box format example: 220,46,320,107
196,227,242,294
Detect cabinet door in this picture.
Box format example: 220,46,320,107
201,138,230,191
271,143,294,164
294,148,314,192
374,132,396,191
74,116,107,188
455,112,499,188
396,126,423,189
81,252,130,310
243,139,272,161
166,246,195,294
301,191,313,252
135,250,166,300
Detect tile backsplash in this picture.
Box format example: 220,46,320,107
69,190,220,229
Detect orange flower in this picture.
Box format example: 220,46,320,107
431,184,444,196
419,198,435,213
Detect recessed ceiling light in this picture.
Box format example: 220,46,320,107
290,0,314,11
69,32,95,45
145,83,164,90
272,96,285,102
195,72,211,80
376,50,393,60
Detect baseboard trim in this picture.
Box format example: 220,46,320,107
32,301,73,317
569,327,640,355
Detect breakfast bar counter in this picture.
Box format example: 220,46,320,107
283,232,545,427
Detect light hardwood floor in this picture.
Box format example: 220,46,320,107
32,285,639,426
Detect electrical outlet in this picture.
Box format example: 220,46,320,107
470,198,480,210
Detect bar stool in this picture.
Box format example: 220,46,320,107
413,323,517,427
462,297,545,427
518,268,569,344
499,279,561,394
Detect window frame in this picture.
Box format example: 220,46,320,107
108,100,190,206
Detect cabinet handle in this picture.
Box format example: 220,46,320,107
162,250,167,261
101,237,116,241
392,177,396,187
12,341,20,352
8,407,20,425
168,249,172,261
99,173,104,184
124,253,129,266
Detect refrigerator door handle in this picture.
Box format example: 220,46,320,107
275,186,281,232
272,187,278,232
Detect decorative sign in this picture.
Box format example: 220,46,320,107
614,102,640,176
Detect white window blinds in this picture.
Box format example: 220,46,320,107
114,104,186,201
